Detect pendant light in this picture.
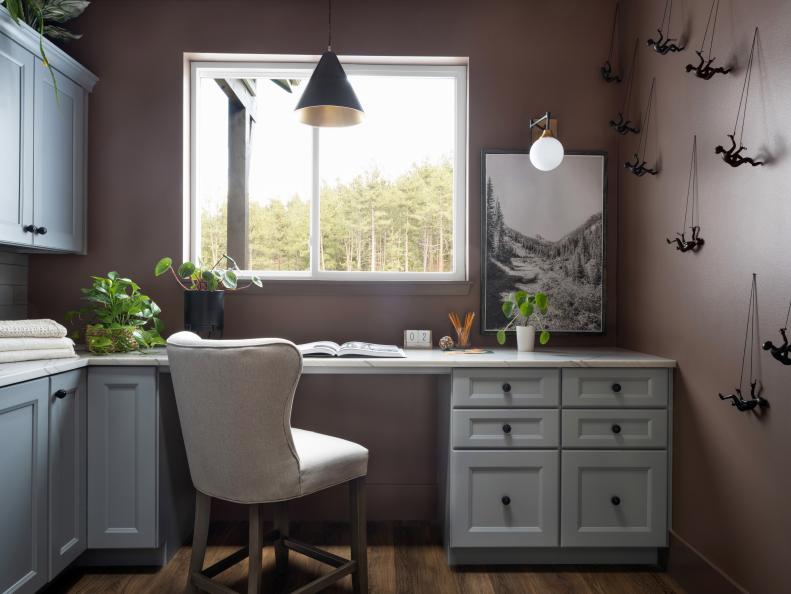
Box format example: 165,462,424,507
529,112,564,171
295,0,364,127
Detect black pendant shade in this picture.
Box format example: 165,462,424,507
295,51,364,127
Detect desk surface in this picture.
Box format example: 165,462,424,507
0,347,675,389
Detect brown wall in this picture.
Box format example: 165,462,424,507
618,1,791,592
27,0,618,520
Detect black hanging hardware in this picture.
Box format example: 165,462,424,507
624,78,658,177
719,274,769,412
601,3,622,83
685,0,731,80
715,28,764,168
610,39,641,135
762,299,791,365
647,0,685,54
667,136,704,252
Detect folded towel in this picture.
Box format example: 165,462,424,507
0,348,76,364
0,319,68,339
0,337,74,352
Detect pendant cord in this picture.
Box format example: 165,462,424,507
621,38,640,114
700,0,720,58
683,135,699,230
638,78,655,160
607,2,619,62
733,28,759,145
327,0,332,50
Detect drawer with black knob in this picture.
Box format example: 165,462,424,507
451,369,559,408
561,368,668,408
560,450,668,547
561,409,667,449
449,450,559,547
452,409,559,449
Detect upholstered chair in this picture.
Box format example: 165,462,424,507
167,332,369,594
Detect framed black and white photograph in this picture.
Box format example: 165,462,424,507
481,150,607,334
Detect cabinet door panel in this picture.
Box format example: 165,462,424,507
0,34,34,246
87,367,158,549
0,378,48,594
49,370,87,578
33,59,85,252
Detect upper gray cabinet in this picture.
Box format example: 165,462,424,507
0,8,97,253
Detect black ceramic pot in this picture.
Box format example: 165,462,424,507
184,291,224,337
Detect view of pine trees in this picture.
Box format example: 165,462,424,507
200,160,453,273
485,176,604,332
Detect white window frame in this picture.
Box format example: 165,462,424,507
187,57,468,282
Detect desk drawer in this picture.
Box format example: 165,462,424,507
561,368,668,408
562,410,667,449
452,409,559,449
561,451,667,547
450,450,559,547
452,369,559,408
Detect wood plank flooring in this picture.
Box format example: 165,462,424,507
44,522,685,594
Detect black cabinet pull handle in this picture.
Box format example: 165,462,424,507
502,383,511,393
611,424,621,434
611,496,621,506
53,388,76,400
612,383,622,393
36,226,47,235
501,495,511,506
23,224,35,233
502,423,512,434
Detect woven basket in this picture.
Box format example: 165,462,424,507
85,324,138,354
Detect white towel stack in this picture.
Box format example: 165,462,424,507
0,319,76,363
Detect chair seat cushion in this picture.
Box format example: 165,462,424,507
292,428,368,496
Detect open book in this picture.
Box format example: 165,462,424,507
298,341,406,358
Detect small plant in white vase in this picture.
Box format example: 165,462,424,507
496,290,551,352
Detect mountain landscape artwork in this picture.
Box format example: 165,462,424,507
482,151,606,334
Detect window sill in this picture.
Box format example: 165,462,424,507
227,280,473,297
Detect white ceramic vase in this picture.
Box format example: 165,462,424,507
516,325,536,352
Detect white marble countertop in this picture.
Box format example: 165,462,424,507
0,347,675,389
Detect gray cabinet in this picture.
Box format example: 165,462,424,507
452,369,560,408
0,34,34,246
561,409,667,449
48,370,87,578
87,367,158,549
0,378,48,594
562,368,669,408
32,59,86,252
451,409,559,449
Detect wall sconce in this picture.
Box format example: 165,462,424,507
529,112,564,172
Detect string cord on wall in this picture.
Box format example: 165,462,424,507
762,299,791,365
715,28,765,167
601,2,623,83
624,77,658,177
667,136,704,252
609,39,641,134
686,0,731,79
647,0,685,55
719,274,769,411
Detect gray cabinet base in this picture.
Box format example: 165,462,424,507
448,547,662,566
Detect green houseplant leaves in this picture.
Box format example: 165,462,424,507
154,255,262,292
495,290,552,346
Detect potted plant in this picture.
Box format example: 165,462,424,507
66,272,165,354
496,290,551,352
154,255,262,337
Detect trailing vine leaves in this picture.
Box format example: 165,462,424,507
154,255,263,292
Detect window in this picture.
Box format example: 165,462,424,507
189,60,467,281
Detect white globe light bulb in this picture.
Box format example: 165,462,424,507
529,131,565,171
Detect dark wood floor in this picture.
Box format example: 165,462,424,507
45,522,685,594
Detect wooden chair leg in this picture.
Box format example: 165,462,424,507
274,501,289,575
350,477,368,594
248,504,263,594
187,491,211,594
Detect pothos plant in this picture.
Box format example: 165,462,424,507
66,271,165,352
154,255,263,291
496,290,551,346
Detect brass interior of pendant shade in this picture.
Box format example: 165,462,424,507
295,104,365,127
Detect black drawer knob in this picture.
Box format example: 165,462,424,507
611,496,621,506
612,383,622,393
36,226,47,235
501,495,511,506
502,383,511,393
611,424,622,434
502,423,512,434
54,389,68,399
23,224,36,233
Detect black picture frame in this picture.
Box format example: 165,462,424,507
480,149,608,336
